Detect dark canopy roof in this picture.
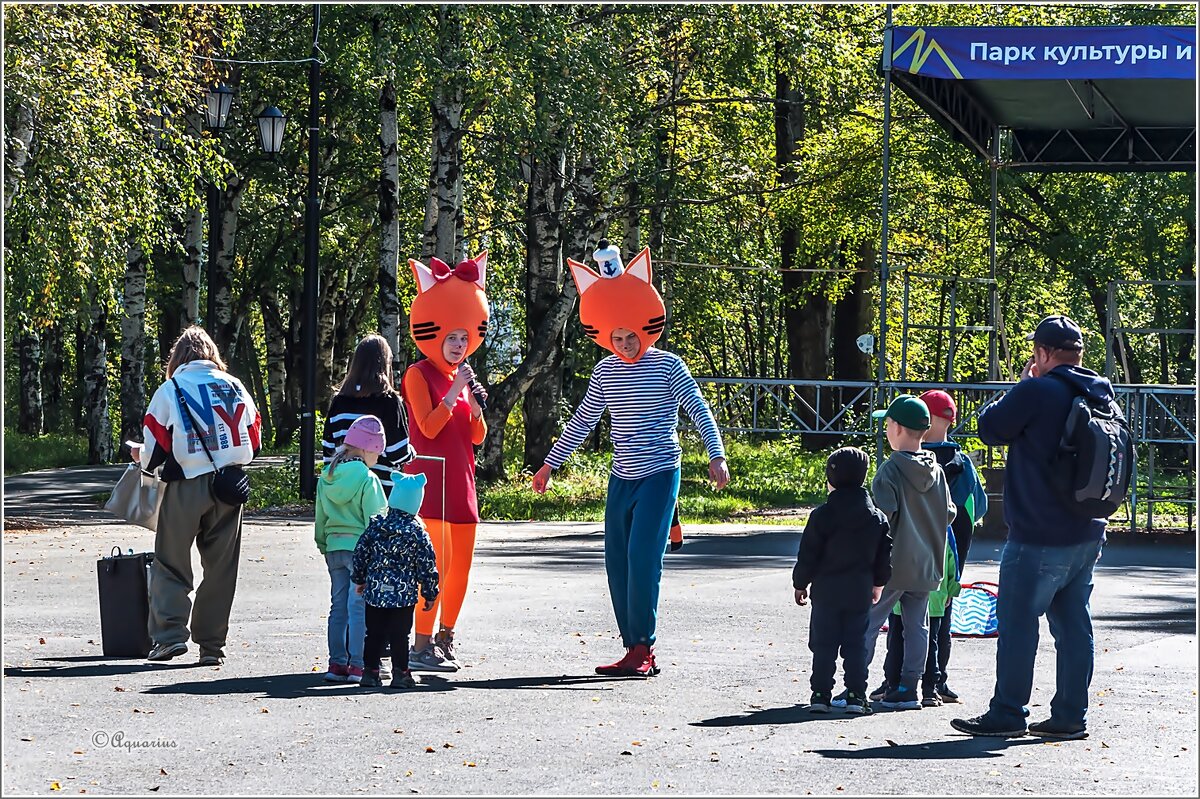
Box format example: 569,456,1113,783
886,25,1196,172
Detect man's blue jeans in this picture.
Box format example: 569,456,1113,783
988,537,1104,728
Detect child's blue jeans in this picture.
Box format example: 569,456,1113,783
326,550,365,669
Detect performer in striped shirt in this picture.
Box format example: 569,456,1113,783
533,242,730,678
322,335,414,493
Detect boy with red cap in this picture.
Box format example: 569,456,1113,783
870,389,988,705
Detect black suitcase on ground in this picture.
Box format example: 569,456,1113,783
97,547,154,657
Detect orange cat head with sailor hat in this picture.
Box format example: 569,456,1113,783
567,240,665,364
408,251,489,374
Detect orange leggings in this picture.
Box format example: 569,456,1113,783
415,519,477,637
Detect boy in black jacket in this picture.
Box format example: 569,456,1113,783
793,447,893,714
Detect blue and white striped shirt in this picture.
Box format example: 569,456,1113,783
545,348,725,480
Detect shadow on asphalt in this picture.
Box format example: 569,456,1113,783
141,672,638,699
1092,592,1197,635
5,657,203,679
808,736,1043,760
691,704,876,727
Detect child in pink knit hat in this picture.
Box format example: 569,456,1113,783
315,414,389,684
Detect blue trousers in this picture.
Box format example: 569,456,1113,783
604,468,681,648
988,537,1104,728
325,550,365,669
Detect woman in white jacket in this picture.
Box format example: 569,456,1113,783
133,326,261,665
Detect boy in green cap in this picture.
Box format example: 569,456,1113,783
863,394,956,710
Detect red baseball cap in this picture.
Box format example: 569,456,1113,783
919,389,957,422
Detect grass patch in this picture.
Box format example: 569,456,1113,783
479,434,833,524
4,429,89,475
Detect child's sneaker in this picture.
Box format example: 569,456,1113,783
869,680,891,702
808,691,832,713
346,665,364,684
391,670,422,689
880,684,922,710
843,692,873,715
629,645,660,677
324,662,349,683
830,690,849,708
936,681,960,703
922,691,943,707
358,669,383,688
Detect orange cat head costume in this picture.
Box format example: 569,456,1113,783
567,241,665,364
408,251,490,374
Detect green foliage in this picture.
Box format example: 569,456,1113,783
479,434,833,523
246,457,307,510
3,429,89,475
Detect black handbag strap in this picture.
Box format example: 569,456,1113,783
171,378,218,466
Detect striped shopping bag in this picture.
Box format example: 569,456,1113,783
949,581,999,638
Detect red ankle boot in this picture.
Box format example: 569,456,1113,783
595,647,639,676
629,644,660,677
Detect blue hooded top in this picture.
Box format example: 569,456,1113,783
977,364,1112,546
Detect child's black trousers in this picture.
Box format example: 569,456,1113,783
364,604,415,673
808,602,870,695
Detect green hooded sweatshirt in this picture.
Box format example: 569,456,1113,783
314,459,388,555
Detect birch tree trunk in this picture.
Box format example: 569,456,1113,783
317,259,348,412
260,285,292,447
477,281,581,482
212,173,247,359
180,112,205,328
377,77,403,374
82,277,113,463
182,199,204,328
4,100,34,213
15,312,43,435
119,244,147,451
423,5,466,265
429,88,464,265
519,143,570,470
41,321,63,431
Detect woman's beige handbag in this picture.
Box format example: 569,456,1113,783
104,464,165,531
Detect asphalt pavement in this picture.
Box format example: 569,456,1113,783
2,467,1197,795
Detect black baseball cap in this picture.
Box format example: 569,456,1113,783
826,447,870,490
1026,314,1084,351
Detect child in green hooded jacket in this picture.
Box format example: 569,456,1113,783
315,415,389,684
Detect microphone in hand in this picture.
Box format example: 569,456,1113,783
463,361,488,410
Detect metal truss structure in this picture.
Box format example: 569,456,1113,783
688,377,1196,533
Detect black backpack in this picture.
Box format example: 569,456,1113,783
1048,373,1135,519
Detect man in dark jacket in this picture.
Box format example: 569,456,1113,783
793,447,893,715
952,315,1110,740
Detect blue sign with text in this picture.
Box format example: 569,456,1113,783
889,26,1196,80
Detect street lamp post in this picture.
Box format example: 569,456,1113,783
299,3,321,500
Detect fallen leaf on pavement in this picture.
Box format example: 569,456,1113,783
621,750,632,756
885,740,898,747
50,783,61,791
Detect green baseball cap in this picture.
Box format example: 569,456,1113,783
871,394,931,431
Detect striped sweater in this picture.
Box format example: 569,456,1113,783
321,393,414,491
545,348,725,479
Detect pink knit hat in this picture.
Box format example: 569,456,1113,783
343,415,386,454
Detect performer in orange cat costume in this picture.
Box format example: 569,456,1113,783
401,251,489,673
533,241,730,677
